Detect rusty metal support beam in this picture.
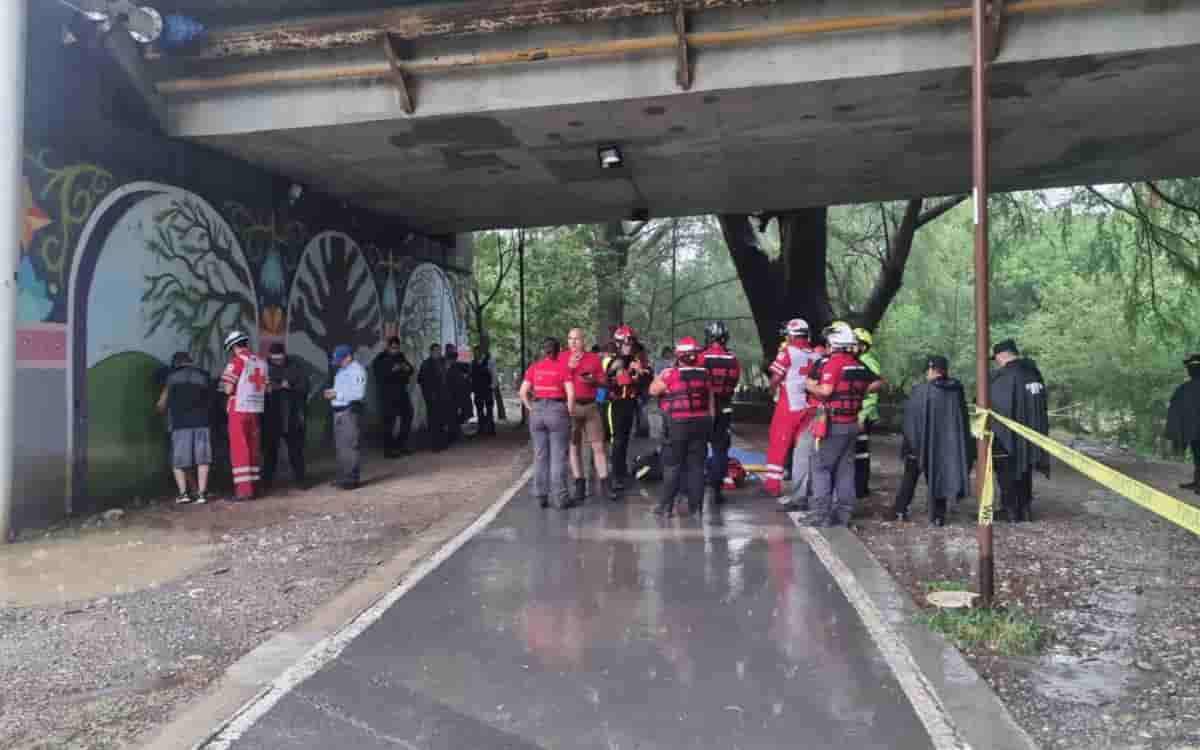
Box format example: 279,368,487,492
381,34,415,115
981,0,1006,61
156,0,1123,97
674,1,692,90
163,0,779,62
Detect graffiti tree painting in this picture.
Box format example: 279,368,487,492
287,231,383,385
142,197,258,370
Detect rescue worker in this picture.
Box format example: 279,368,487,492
765,319,825,503
894,356,975,525
519,337,576,509
561,328,612,503
990,339,1049,522
471,344,497,436
418,343,449,451
262,342,309,487
1166,354,1200,492
372,337,414,457
649,336,714,516
604,325,652,492
854,328,882,499
700,321,742,506
806,323,882,527
219,331,267,501
324,345,368,490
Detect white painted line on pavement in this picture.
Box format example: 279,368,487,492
197,465,536,749
790,515,973,750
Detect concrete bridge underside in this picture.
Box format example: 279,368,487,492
156,0,1200,233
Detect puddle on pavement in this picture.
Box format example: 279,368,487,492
0,526,215,607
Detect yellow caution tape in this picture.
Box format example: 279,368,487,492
974,408,1200,537
741,464,768,473
970,411,996,526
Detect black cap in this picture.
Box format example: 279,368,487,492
1185,354,1200,367
926,355,949,372
269,342,285,354
992,339,1019,357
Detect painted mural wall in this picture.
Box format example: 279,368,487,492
14,1,474,532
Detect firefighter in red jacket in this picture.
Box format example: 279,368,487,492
604,325,652,492
764,319,825,500
220,330,267,500
806,323,883,527
649,336,714,516
700,321,742,506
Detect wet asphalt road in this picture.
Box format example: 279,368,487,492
227,488,934,749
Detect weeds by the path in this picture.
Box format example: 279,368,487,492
917,580,1050,656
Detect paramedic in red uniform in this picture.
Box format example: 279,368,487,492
561,328,613,503
649,336,714,516
700,321,741,506
220,330,267,500
764,318,825,501
520,337,577,509
806,324,883,527
604,325,652,492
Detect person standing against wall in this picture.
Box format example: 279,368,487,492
158,351,214,505
220,331,267,501
472,343,497,436
372,337,415,457
324,345,368,490
520,337,576,509
262,342,309,488
418,343,449,451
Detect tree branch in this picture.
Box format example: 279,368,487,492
915,195,968,228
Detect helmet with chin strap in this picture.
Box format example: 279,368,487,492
825,323,857,351
785,318,809,338
223,330,249,352
704,320,730,346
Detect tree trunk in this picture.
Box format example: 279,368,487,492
592,222,629,344
719,208,832,366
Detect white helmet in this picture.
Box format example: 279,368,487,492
826,323,857,350
785,318,810,337
223,330,249,351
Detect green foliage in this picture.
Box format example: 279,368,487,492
916,604,1050,656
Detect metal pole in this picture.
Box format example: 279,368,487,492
670,219,678,343
971,0,994,606
518,232,527,424
0,0,27,543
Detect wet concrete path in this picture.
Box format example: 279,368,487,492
224,489,935,749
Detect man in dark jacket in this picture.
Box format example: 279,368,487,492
158,352,214,504
1166,354,1200,492
262,342,310,487
372,337,415,457
418,343,449,451
471,344,497,436
989,339,1050,522
444,343,472,441
894,356,975,526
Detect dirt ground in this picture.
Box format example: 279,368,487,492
0,426,530,750
742,424,1200,750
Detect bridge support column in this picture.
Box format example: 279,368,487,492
0,0,28,542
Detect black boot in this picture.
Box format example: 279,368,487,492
571,478,586,505
601,477,618,502
536,495,549,508
612,475,626,492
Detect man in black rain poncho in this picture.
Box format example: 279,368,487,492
894,356,975,526
989,339,1050,522
1166,354,1200,493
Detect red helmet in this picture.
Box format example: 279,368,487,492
675,336,701,357
614,325,635,343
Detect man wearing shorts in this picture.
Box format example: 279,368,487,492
159,352,214,505
561,328,613,502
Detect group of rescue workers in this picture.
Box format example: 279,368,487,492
518,318,1053,527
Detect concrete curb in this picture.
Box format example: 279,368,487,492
816,526,1041,750
137,463,532,750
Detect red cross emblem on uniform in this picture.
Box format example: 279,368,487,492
248,367,267,391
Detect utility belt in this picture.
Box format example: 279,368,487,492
533,396,566,403
575,398,595,406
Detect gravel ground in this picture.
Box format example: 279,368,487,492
742,425,1200,750
0,427,530,750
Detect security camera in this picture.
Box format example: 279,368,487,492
598,145,623,169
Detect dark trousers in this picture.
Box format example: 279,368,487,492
707,408,733,491
382,396,413,455
894,457,947,522
473,389,496,435
994,456,1033,519
424,396,448,451
1192,440,1200,467
661,418,712,513
262,418,305,484
855,420,874,498
334,409,361,485
609,399,639,478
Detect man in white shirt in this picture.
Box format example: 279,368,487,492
324,344,368,490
